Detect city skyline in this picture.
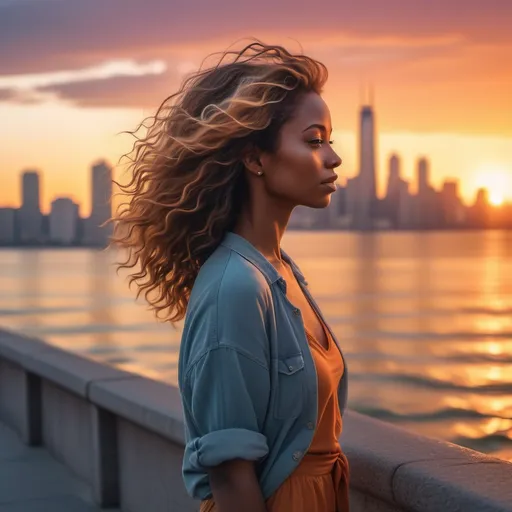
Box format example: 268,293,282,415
1,1,511,214
2,105,511,215
0,161,113,247
1,101,511,247
1,99,510,216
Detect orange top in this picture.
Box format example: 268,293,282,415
303,325,345,454
201,321,349,512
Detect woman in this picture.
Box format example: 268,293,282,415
114,40,349,512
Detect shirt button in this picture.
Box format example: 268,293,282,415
292,451,302,461
288,365,294,371
293,308,300,316
307,422,314,430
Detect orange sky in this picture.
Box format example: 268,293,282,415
1,0,511,215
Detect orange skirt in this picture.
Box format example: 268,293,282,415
200,450,349,512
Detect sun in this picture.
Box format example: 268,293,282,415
474,165,511,206
489,191,504,207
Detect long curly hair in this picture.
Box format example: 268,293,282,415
112,40,328,323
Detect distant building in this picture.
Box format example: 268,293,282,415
345,176,358,228
385,154,401,198
289,205,318,229
441,180,465,227
415,158,439,229
349,104,378,230
417,157,429,197
468,188,491,228
0,208,16,244
19,170,43,243
384,154,402,226
397,179,415,229
85,160,113,246
49,198,79,244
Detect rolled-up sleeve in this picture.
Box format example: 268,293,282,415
180,258,273,498
183,346,270,472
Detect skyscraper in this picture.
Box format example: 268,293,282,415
19,170,42,243
349,104,378,230
416,157,436,228
359,105,377,201
0,208,16,244
50,197,79,244
417,157,429,196
85,160,113,246
385,154,400,199
397,179,414,229
385,154,402,226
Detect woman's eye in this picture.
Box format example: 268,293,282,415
309,139,335,147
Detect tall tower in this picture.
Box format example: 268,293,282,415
19,170,42,243
351,98,377,230
417,157,429,196
86,160,113,246
359,105,377,201
416,157,435,228
384,154,401,227
385,154,400,200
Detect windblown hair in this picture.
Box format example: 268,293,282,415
112,40,328,323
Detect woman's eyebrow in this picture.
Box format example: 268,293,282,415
302,123,332,134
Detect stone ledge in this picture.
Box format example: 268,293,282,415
0,329,55,367
89,378,185,445
393,457,512,512
23,349,136,398
0,327,139,398
342,410,512,511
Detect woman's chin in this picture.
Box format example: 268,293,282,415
306,194,332,209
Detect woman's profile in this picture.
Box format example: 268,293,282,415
113,40,349,512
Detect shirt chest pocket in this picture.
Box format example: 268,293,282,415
274,353,305,420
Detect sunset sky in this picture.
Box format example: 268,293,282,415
1,0,511,215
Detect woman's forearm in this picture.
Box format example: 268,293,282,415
208,459,267,512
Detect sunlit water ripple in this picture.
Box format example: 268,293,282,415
1,230,511,461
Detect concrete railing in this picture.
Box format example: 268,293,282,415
0,327,511,512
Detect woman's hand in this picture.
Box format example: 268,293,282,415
208,459,267,512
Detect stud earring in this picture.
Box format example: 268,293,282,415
257,171,263,176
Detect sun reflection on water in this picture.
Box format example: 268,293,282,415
453,418,512,440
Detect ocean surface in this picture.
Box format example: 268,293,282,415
1,231,511,461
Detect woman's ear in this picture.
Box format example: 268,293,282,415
242,146,265,177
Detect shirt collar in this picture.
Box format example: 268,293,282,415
220,231,307,286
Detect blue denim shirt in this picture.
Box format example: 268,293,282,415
178,231,348,500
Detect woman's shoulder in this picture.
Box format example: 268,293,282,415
192,243,272,305
180,243,273,373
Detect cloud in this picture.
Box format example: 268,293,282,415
0,59,167,90
0,88,16,101
1,0,511,75
35,71,179,108
0,86,45,104
1,0,511,134
0,57,173,109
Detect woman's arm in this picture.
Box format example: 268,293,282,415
181,272,272,504
208,459,267,512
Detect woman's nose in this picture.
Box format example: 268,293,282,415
327,152,342,169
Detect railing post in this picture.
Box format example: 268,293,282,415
21,371,42,446
91,404,120,507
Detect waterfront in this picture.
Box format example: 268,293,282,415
0,230,511,461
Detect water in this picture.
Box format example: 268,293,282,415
1,231,511,461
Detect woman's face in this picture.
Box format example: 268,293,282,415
259,91,342,209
